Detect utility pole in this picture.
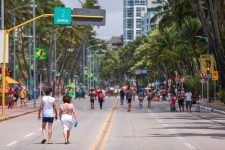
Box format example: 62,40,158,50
1,0,4,30
32,0,37,108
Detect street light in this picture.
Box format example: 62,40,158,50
7,4,37,81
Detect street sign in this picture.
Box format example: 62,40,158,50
73,8,106,26
180,77,185,83
200,55,215,73
200,72,206,78
201,78,206,84
212,71,219,80
205,73,212,78
54,7,72,25
0,30,9,63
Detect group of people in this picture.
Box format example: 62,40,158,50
119,87,134,112
89,89,106,109
38,88,78,144
6,86,27,109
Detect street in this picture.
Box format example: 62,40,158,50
0,97,224,150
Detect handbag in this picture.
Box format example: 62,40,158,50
74,121,78,128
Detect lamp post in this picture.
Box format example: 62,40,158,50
86,44,103,90
33,0,37,108
195,36,210,102
7,4,37,81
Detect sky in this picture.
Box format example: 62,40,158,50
61,0,123,40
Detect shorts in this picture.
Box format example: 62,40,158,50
186,101,192,107
20,98,26,103
178,100,184,106
42,117,54,123
127,98,132,103
120,96,124,100
147,97,151,101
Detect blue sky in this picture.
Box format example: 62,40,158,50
61,0,123,40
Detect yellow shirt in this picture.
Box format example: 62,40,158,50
20,90,26,99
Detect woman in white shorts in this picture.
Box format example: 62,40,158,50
59,96,78,144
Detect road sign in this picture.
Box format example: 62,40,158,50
205,73,212,78
0,30,9,63
180,77,185,83
54,7,72,25
73,8,106,26
200,72,206,78
200,55,215,73
212,71,219,80
201,78,206,84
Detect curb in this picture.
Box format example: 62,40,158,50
198,105,225,115
0,109,38,122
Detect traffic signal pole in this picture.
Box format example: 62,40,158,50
1,13,104,120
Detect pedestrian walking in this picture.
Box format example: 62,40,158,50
177,89,185,112
14,85,19,107
19,87,27,108
59,96,78,144
147,90,153,108
98,90,104,109
126,87,133,112
185,89,192,112
8,86,15,109
38,88,58,144
169,93,177,112
89,89,95,109
120,89,125,105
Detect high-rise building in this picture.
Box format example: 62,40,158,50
123,0,147,44
141,0,161,36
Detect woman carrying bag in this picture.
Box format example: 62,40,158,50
59,96,78,144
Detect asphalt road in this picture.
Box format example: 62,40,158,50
0,96,225,150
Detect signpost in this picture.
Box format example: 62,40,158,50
54,7,72,25
0,30,9,63
73,8,106,26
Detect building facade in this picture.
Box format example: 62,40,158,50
108,35,124,49
141,0,161,36
123,0,147,44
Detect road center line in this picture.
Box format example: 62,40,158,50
184,143,196,150
25,133,35,138
88,98,119,150
6,141,18,147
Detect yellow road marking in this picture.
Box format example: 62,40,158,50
88,99,119,150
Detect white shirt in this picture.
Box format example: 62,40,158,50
42,96,55,117
185,92,192,102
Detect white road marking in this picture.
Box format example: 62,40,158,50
6,141,18,147
25,133,35,138
168,129,175,133
176,136,184,140
158,119,163,123
162,124,169,127
184,143,196,150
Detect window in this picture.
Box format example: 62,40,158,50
127,19,133,28
136,19,141,28
142,7,145,11
127,0,133,6
135,0,139,5
127,8,133,17
140,0,146,5
136,7,141,17
127,30,133,40
136,30,141,36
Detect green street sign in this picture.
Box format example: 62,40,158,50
54,7,71,25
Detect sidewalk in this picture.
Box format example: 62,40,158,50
0,99,41,122
197,100,225,115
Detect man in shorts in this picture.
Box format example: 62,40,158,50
126,87,133,112
38,88,58,144
185,89,192,112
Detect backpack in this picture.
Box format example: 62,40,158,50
99,93,104,99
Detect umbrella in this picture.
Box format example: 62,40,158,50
0,75,19,84
66,83,76,89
